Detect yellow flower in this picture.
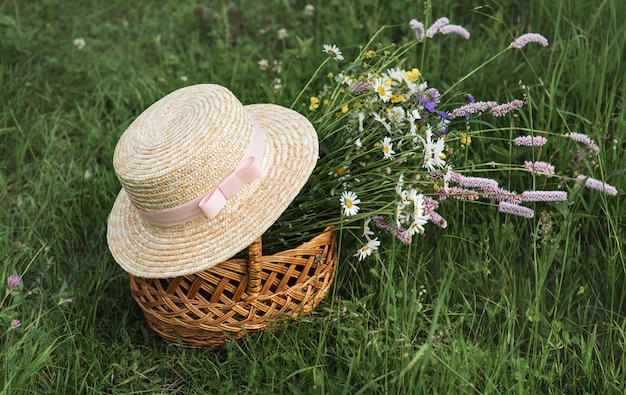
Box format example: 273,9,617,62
309,96,320,111
323,99,330,105
461,133,472,146
365,50,376,59
327,72,334,78
384,78,393,86
404,68,421,82
390,94,407,103
341,104,349,113
353,102,362,109
362,62,368,68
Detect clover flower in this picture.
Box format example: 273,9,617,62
11,319,21,329
7,275,19,288
73,38,86,50
304,4,314,17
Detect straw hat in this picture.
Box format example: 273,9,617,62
107,84,318,278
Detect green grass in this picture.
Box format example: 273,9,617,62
1,0,625,393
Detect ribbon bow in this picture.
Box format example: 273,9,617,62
136,123,265,227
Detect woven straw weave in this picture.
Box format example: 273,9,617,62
128,228,336,347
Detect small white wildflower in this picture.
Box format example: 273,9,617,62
323,44,344,61
277,28,288,40
354,238,380,261
180,75,188,82
340,191,361,216
381,137,395,159
304,4,315,17
73,38,86,50
258,59,269,71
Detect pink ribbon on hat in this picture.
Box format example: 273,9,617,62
137,123,265,227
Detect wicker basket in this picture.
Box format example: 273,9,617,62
128,228,336,347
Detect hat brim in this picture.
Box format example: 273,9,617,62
107,104,318,278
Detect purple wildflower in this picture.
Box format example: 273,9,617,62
372,215,412,244
439,24,470,39
426,17,450,38
510,33,549,49
499,202,534,218
576,175,618,196
490,99,525,117
481,187,523,204
565,132,600,153
437,110,453,120
421,97,436,112
11,319,21,328
524,161,555,175
7,275,19,288
451,101,498,118
468,96,475,103
425,88,441,104
351,81,372,95
521,191,568,202
514,135,548,147
409,19,425,40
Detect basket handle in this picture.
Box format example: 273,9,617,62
246,236,263,297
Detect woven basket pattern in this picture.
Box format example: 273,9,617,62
128,229,336,347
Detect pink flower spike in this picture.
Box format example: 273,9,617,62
499,202,534,218
409,19,425,40
514,135,547,147
439,24,470,39
7,275,19,288
482,187,523,204
576,175,618,196
426,17,449,38
521,191,568,202
510,33,549,48
457,174,499,190
524,161,555,175
565,132,600,153
490,100,525,117
11,319,21,328
427,210,448,228
451,101,497,118
437,187,479,201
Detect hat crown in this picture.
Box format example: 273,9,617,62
113,84,255,212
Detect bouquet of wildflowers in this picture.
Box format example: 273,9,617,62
267,17,617,258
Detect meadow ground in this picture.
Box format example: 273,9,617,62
1,0,625,393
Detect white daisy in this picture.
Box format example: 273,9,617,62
381,137,395,159
420,127,446,171
362,217,374,238
340,191,361,216
372,78,392,102
354,238,381,261
323,44,344,61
